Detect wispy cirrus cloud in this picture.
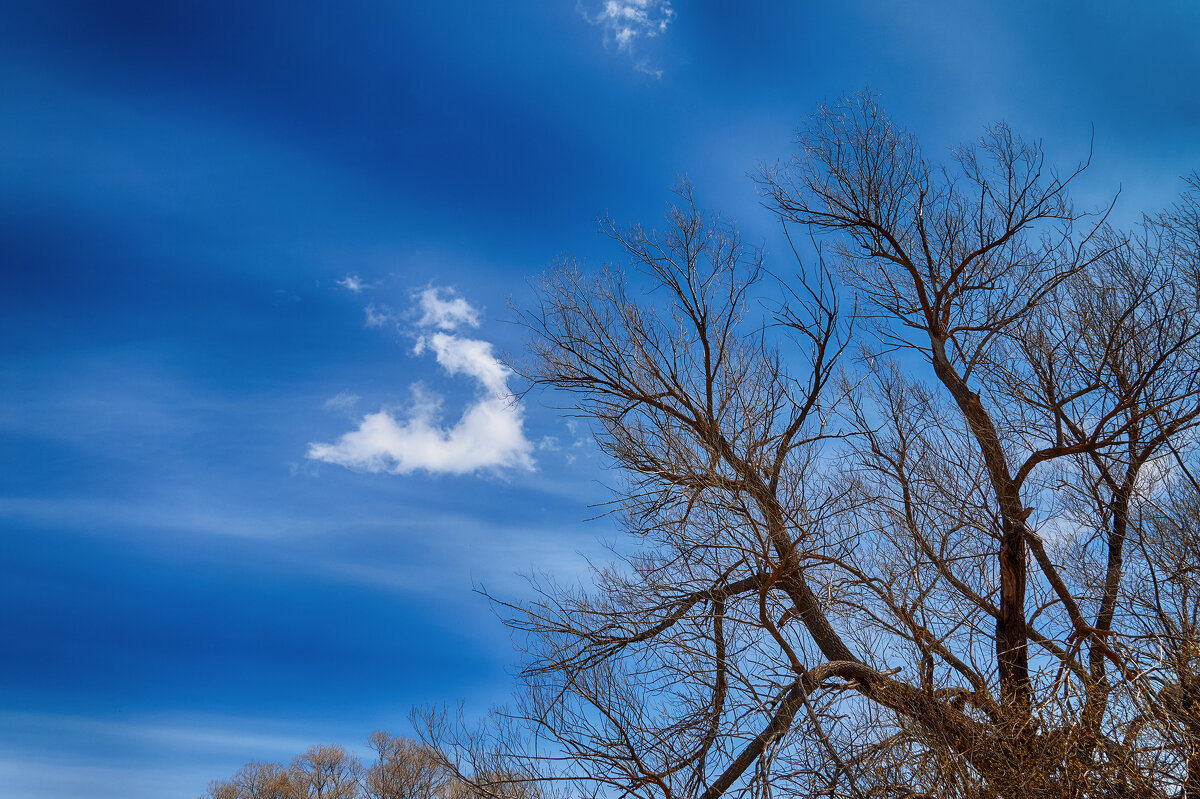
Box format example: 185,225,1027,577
308,287,533,477
580,0,675,78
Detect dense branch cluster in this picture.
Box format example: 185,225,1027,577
423,94,1200,799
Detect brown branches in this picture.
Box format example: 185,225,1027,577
423,95,1200,799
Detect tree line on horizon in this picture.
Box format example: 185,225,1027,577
203,731,540,799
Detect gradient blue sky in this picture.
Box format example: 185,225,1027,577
2,2,1198,797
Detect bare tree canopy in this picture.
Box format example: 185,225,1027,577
421,93,1200,799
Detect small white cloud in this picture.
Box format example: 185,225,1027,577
323,391,360,411
416,286,480,330
580,0,675,75
308,288,533,477
364,304,392,328
337,275,366,293
633,59,663,79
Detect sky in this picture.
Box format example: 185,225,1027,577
1,2,1198,797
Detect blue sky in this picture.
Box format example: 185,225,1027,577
1,2,1198,796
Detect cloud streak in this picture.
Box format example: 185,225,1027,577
308,288,533,476
323,391,360,412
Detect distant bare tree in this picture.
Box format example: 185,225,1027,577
202,734,479,799
204,760,294,799
205,778,242,799
246,761,294,798
203,744,359,799
291,744,362,799
421,93,1200,799
363,731,450,799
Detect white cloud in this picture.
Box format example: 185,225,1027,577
308,288,533,477
633,58,663,79
416,285,480,330
364,303,392,328
323,391,360,411
337,274,366,293
580,0,675,76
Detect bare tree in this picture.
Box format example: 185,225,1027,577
204,745,360,799
290,744,362,799
363,731,451,799
204,760,295,799
206,779,243,799
422,93,1200,799
202,733,481,799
